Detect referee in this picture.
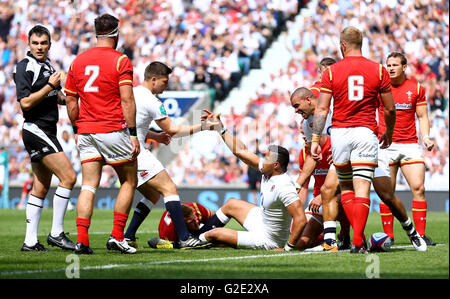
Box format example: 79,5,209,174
13,25,77,251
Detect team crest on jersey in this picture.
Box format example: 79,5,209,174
406,90,413,101
159,105,167,115
271,185,275,192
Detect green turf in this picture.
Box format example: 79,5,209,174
0,208,448,279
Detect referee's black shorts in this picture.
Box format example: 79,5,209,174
22,122,63,162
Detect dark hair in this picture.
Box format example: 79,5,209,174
268,145,290,172
319,57,336,67
387,52,407,66
28,25,51,43
144,61,173,81
94,14,119,36
181,204,194,218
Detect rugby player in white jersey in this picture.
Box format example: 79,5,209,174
123,61,210,250
197,111,307,250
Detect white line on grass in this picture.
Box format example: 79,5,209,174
0,243,446,277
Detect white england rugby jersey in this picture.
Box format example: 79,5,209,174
133,85,168,147
302,108,333,142
259,172,299,246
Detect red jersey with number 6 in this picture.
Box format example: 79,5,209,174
159,202,214,242
377,77,426,143
320,56,391,134
64,47,133,134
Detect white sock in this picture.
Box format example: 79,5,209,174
140,197,154,211
24,195,44,246
323,221,337,243
51,186,72,237
400,217,415,236
215,208,230,225
199,233,207,242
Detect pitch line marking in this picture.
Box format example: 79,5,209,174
0,243,447,277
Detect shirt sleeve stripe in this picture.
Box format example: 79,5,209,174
116,54,128,72
119,79,133,85
328,66,332,81
321,87,332,93
379,64,382,81
64,88,77,95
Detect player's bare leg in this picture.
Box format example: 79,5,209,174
373,175,427,251
105,160,138,253
201,198,255,246
321,169,340,246
74,161,102,254
204,227,239,248
295,217,323,250
400,163,434,245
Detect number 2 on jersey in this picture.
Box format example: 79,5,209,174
348,75,364,101
84,65,99,92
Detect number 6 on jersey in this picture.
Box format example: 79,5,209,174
348,75,364,101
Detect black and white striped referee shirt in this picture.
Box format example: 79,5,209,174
13,51,61,133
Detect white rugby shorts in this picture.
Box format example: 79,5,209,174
383,142,424,166
237,207,279,250
77,129,136,165
374,146,391,178
330,127,378,169
136,148,165,187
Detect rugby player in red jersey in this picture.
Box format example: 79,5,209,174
378,52,436,246
311,26,396,253
65,14,140,254
147,203,214,248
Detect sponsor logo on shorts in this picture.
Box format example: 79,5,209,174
107,154,128,159
358,153,376,158
140,171,148,177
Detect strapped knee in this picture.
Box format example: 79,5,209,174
352,168,375,182
81,185,97,194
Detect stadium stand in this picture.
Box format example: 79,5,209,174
0,0,448,193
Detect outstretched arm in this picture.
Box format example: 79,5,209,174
202,109,261,170
155,116,203,138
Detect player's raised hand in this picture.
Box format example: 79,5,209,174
201,109,223,132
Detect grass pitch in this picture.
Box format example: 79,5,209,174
0,208,448,280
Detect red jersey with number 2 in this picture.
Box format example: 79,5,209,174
320,56,391,135
64,47,133,134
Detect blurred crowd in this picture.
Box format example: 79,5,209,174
0,0,301,186
166,0,449,191
0,0,448,192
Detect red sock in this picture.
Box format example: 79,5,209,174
379,201,394,239
412,200,427,236
341,191,355,227
76,217,91,246
352,197,371,247
111,212,129,241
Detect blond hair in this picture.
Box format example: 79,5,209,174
340,26,363,50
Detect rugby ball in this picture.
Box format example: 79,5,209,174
368,232,392,252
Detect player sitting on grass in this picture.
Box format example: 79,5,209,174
192,110,307,250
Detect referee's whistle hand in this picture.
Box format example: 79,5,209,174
49,72,61,88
